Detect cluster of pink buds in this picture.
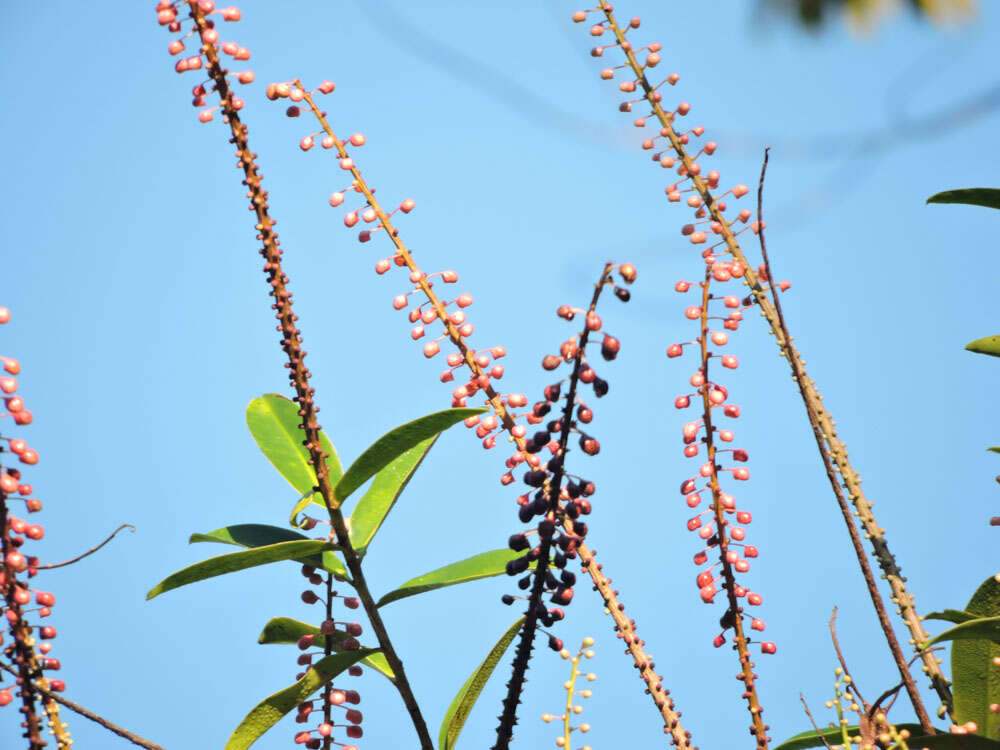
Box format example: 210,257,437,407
271,81,535,462
0,307,67,737
499,263,634,648
669,272,775,656
156,0,253,123
291,563,364,750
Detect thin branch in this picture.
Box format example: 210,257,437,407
799,694,835,750
36,524,135,570
0,662,164,750
828,607,867,709
758,151,932,734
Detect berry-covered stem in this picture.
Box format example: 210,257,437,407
697,274,769,749
322,573,334,750
756,155,934,734
182,6,432,747
592,0,950,717
494,265,613,750
0,661,164,750
293,94,691,744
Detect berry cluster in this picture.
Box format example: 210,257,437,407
157,1,252,124
0,307,70,748
494,263,631,750
290,564,364,750
540,636,597,750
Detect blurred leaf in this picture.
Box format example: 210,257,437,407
333,408,484,506
225,649,374,749
147,540,333,599
926,617,1000,646
349,435,438,556
904,736,1000,749
989,447,1000,454
952,575,1000,739
190,523,347,580
966,336,1000,358
377,549,523,607
773,724,923,750
246,394,343,505
926,609,980,625
927,188,1000,210
439,617,525,750
257,617,394,681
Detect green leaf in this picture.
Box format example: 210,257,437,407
225,649,375,749
926,617,1000,647
246,394,343,505
904,736,1000,749
966,336,1000,358
147,539,333,599
927,188,1000,210
349,435,438,556
952,574,1000,739
333,408,484,506
257,617,395,682
989,447,1000,455
377,549,523,608
773,724,923,750
926,609,981,626
190,523,348,580
439,617,525,750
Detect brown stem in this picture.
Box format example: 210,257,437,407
35,524,135,570
0,662,163,750
698,272,770,749
1,488,45,750
292,88,694,743
183,6,432,747
757,153,934,734
798,694,835,750
593,0,953,719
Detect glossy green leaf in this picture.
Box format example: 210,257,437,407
926,609,980,625
377,549,523,608
349,435,438,556
926,617,1000,647
246,394,343,505
439,617,525,750
904,736,1000,749
190,523,348,580
927,188,1000,210
773,724,923,750
225,649,375,749
952,575,1000,739
333,408,484,505
147,540,333,599
257,617,395,682
966,336,1000,358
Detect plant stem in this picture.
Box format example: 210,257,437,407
757,153,934,734
698,271,770,749
594,0,953,719
296,93,695,746
185,6,433,747
0,662,162,750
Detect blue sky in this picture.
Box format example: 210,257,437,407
1,1,998,748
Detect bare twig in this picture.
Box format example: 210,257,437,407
0,662,164,750
828,608,867,708
757,151,933,734
36,524,135,570
799,694,835,750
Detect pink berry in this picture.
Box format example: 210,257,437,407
3,358,21,375
733,467,749,481
674,395,690,408
572,10,587,21
340,157,354,170
349,133,366,147
329,191,345,207
423,341,440,358
344,211,359,227
321,136,335,149
720,355,738,369
684,306,702,320
747,593,762,606
318,80,335,94
375,259,391,274
400,199,416,213
0,378,16,393
456,293,473,308
300,137,314,151
674,281,690,293
761,642,776,654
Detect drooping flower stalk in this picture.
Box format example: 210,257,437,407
155,5,432,747
572,0,949,724
288,86,693,748
0,307,71,749
671,269,772,747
